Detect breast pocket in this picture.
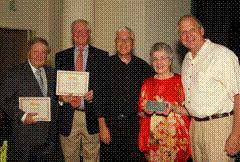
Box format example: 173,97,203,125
198,71,213,92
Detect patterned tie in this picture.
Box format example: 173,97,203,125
36,69,47,96
70,49,83,108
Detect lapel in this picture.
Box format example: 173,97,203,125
23,62,43,96
68,48,75,71
43,65,52,97
86,45,95,72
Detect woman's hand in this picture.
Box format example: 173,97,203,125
143,108,154,115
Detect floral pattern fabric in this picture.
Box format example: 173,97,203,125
138,74,191,162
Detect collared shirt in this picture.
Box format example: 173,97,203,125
28,59,48,95
74,45,89,108
74,45,89,71
22,60,48,122
106,54,154,118
181,39,240,118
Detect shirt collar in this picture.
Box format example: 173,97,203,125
186,39,211,60
75,45,89,53
28,59,43,73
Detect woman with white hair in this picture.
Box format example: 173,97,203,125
138,42,191,162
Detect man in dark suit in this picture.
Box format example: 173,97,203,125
55,19,109,162
0,37,63,161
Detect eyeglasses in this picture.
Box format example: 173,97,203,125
151,56,171,62
116,37,133,43
73,29,90,35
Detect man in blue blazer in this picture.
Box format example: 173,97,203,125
0,37,63,161
56,19,109,162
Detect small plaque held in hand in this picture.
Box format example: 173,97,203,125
146,101,167,112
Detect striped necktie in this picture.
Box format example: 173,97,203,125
36,69,47,96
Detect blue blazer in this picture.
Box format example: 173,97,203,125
55,45,109,135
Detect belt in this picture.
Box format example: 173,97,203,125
113,114,137,120
75,107,85,112
193,111,233,121
116,114,128,120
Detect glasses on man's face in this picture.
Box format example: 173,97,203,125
179,27,201,36
32,50,48,55
116,37,132,43
74,29,90,35
151,56,171,62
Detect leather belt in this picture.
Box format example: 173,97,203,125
75,107,85,112
193,111,233,121
114,114,137,120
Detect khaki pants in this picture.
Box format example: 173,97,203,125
60,111,100,162
190,116,234,162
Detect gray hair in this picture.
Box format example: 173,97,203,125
150,42,173,59
27,37,50,53
116,26,135,40
178,14,203,28
71,19,90,33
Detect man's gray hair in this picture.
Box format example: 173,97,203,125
27,37,50,53
178,14,203,28
116,26,135,40
71,19,90,33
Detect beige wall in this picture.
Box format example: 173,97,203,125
145,0,191,72
48,0,63,65
0,0,62,65
62,0,94,49
92,0,191,72
0,0,49,37
93,0,146,57
0,0,191,70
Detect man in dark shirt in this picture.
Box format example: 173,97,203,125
98,27,154,161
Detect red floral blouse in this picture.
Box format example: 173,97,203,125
138,74,191,162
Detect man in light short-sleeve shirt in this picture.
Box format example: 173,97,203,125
178,15,240,162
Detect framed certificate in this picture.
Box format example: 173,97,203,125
56,70,89,96
19,97,51,121
145,100,167,112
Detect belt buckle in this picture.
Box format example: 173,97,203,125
75,107,85,111
117,114,125,120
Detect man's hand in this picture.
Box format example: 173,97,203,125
99,125,111,145
143,108,154,115
225,132,240,156
60,95,73,103
60,95,81,108
23,113,38,125
226,95,240,156
98,117,110,144
84,90,93,103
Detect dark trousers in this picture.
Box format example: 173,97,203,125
235,152,240,162
101,116,142,162
7,140,64,162
100,142,111,162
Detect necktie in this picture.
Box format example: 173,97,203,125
70,49,83,108
36,69,47,96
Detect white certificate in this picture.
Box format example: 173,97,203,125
56,70,89,96
19,97,51,121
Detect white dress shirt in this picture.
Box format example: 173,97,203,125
22,60,48,122
181,39,240,118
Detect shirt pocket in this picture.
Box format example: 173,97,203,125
198,71,214,92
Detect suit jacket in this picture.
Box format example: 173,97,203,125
55,45,109,135
0,62,61,161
